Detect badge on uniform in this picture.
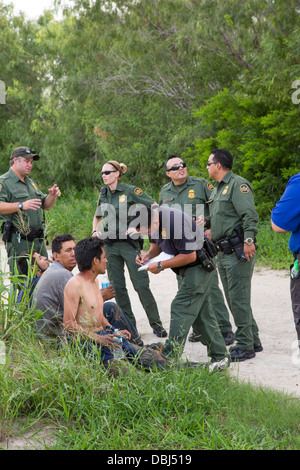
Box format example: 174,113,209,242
222,185,229,195
134,187,143,196
188,189,195,199
240,184,250,194
161,228,167,239
119,194,126,202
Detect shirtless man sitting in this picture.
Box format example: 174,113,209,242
63,236,178,372
63,236,135,366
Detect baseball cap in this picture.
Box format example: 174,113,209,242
11,147,40,161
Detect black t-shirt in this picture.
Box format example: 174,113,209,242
149,206,203,255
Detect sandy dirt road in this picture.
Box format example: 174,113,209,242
126,265,300,398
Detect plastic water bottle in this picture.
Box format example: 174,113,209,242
113,330,124,360
291,260,299,280
101,272,110,289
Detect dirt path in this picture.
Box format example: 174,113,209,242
128,265,300,398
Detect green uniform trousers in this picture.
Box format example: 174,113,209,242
104,241,163,330
217,252,260,350
207,268,232,333
5,233,48,273
162,264,227,361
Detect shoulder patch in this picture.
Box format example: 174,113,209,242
207,182,214,191
134,187,143,196
0,183,2,192
240,184,250,194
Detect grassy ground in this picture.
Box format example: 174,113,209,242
0,191,296,450
1,330,300,450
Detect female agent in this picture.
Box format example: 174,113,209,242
92,161,167,338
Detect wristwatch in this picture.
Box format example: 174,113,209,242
244,238,254,245
157,261,164,272
18,202,23,210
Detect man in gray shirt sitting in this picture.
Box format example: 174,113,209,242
33,233,142,347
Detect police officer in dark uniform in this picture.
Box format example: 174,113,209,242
159,155,234,345
0,147,61,272
134,205,229,371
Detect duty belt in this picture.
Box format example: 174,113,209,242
215,235,242,255
11,225,44,242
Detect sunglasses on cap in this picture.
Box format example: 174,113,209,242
101,170,118,176
166,162,187,171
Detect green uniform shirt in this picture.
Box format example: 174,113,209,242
159,175,214,223
208,170,259,242
0,168,47,229
95,182,154,236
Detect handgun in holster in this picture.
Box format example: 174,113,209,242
1,221,12,242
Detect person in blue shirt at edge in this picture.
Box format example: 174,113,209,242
271,172,300,349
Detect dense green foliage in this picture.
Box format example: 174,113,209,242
0,0,299,217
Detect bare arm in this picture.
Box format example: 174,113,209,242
92,215,103,236
271,220,289,233
43,184,61,211
136,242,162,266
0,199,42,214
147,252,197,274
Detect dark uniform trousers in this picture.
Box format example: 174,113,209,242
217,251,260,349
290,273,300,344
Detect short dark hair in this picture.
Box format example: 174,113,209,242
75,237,104,272
130,206,154,230
17,250,37,275
211,149,233,169
164,154,180,170
52,234,75,254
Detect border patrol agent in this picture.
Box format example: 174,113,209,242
92,160,166,338
206,149,262,362
0,147,61,272
134,205,229,371
159,155,234,345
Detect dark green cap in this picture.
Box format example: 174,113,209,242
11,147,40,161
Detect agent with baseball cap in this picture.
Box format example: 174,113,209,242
0,146,61,272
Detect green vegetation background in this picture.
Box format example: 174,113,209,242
0,0,299,450
1,0,299,220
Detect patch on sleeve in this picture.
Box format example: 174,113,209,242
240,184,250,194
0,184,2,192
134,187,143,196
207,182,214,191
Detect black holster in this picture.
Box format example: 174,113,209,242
1,221,12,242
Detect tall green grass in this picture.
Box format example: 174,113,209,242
1,329,300,450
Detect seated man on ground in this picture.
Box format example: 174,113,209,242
16,250,49,304
32,233,142,347
63,237,172,371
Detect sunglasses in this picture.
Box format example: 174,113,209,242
101,170,118,176
207,161,218,166
167,162,187,172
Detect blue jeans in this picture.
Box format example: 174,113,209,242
70,326,137,363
